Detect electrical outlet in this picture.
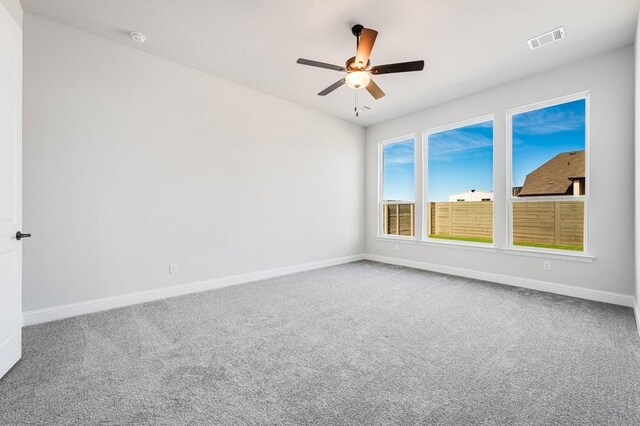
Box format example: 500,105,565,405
543,260,551,271
169,263,178,274
394,244,400,251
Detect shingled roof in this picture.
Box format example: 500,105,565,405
518,150,585,196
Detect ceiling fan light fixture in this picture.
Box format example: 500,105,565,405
345,71,371,89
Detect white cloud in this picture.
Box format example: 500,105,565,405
513,107,584,135
384,141,414,168
428,128,493,161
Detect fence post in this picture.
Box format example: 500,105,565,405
383,204,387,235
430,203,434,236
410,204,414,237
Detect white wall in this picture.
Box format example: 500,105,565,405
0,0,21,27
22,15,365,312
635,13,640,309
366,47,634,296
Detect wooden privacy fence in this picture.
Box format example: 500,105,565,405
429,201,583,246
512,201,584,246
430,201,493,239
383,201,584,246
383,203,414,236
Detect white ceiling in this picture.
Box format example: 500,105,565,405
20,0,640,127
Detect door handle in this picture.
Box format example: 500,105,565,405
16,232,31,241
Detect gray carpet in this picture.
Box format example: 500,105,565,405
1,261,639,425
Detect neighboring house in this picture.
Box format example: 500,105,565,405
517,150,585,197
448,189,493,202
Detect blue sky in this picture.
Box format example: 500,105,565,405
512,99,586,187
383,139,414,201
382,99,586,202
428,121,493,201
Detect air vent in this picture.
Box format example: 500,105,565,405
527,27,565,50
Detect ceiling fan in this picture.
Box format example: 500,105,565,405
296,24,425,104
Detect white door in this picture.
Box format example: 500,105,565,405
0,3,23,379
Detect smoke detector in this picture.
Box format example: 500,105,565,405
130,32,147,43
527,27,565,50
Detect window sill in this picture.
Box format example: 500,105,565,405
502,247,595,263
420,239,497,252
375,235,417,244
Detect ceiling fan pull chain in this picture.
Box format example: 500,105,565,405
355,90,359,117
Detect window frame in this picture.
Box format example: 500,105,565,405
377,134,417,241
505,91,590,255
421,114,496,248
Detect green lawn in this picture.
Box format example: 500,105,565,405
513,241,583,251
429,235,583,251
428,234,493,244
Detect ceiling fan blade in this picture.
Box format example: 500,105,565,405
365,78,385,100
318,79,346,96
370,60,425,75
354,28,378,69
297,58,346,72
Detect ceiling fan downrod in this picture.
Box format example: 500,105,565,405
352,24,364,49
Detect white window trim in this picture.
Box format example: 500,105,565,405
375,235,417,244
502,247,595,262
505,91,591,257
421,114,496,248
377,134,417,240
420,239,497,252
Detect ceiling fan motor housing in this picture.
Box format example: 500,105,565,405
346,56,369,71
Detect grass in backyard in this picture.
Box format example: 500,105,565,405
428,234,493,244
428,235,583,251
513,241,583,251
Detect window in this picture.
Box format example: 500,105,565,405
379,137,415,237
424,117,494,245
508,94,588,252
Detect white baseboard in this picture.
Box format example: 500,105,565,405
22,254,366,326
23,252,636,326
364,254,635,308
